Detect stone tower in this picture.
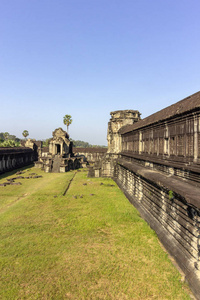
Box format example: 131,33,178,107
97,110,141,177
107,110,141,154
88,109,141,178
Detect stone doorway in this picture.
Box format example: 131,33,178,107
55,144,61,155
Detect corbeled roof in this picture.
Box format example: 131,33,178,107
119,91,200,134
52,127,69,139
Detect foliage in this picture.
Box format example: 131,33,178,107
42,138,51,148
0,140,21,147
41,137,106,148
0,132,21,147
22,130,29,139
40,137,106,148
8,134,20,142
3,132,9,140
0,132,20,143
70,139,107,148
63,114,72,133
70,139,91,148
169,190,174,200
0,167,191,299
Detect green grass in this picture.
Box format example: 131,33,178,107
0,167,192,299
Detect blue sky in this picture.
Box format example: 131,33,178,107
0,0,200,145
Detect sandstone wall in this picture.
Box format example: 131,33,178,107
73,147,107,163
120,111,200,164
0,148,35,174
113,92,200,299
115,162,200,298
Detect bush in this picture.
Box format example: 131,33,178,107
0,140,21,147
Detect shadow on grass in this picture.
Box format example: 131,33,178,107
0,164,34,180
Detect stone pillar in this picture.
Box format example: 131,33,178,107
61,143,63,156
139,131,142,154
194,114,198,161
164,123,169,156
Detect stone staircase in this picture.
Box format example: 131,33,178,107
52,155,62,173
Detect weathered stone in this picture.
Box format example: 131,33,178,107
1,90,200,298
107,110,141,154
10,182,22,185
86,91,200,298
73,147,107,164
0,148,36,175
34,128,81,173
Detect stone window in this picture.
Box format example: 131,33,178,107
177,135,184,156
187,135,194,157
170,137,176,155
198,133,200,158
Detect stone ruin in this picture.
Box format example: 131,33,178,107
34,128,81,172
88,110,141,177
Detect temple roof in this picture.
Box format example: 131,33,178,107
119,91,200,134
52,127,69,139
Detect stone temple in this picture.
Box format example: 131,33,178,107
1,91,200,298
35,127,81,172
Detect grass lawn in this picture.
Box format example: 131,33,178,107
0,166,192,299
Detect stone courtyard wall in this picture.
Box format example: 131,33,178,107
112,91,200,299
73,147,107,163
115,161,200,298
1,91,200,297
0,147,35,174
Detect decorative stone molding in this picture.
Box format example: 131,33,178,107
34,128,79,172
107,110,141,154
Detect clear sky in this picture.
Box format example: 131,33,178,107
0,0,200,145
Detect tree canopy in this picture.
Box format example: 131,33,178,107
22,130,29,139
70,139,107,148
3,132,9,140
0,132,21,147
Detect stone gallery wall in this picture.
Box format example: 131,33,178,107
115,162,200,297
113,91,200,299
1,91,200,297
0,148,35,174
73,147,107,163
119,92,200,163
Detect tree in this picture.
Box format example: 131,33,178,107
42,138,51,148
22,130,29,140
3,132,9,140
63,115,72,133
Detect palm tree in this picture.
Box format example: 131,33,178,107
63,115,72,133
22,130,29,140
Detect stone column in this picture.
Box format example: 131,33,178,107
139,131,142,154
194,114,198,161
